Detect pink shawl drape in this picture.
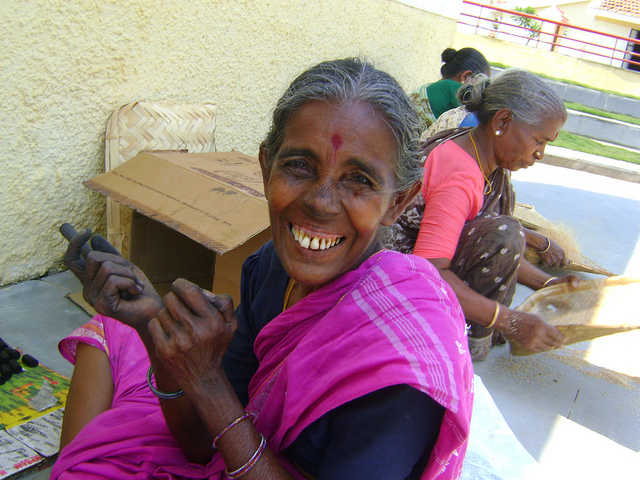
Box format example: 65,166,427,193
52,250,472,480
248,250,473,479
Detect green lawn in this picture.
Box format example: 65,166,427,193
551,131,640,165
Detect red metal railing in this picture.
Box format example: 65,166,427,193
458,1,640,70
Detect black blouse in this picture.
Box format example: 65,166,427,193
222,242,444,480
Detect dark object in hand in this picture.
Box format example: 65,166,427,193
60,223,92,259
0,363,12,381
0,350,10,364
8,359,22,374
22,354,39,368
5,348,20,360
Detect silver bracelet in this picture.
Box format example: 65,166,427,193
147,365,185,399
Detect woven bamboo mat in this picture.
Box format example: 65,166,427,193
104,101,217,256
510,276,640,355
514,203,615,276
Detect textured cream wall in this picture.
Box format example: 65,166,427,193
0,0,456,286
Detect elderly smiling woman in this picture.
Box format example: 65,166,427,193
53,58,473,480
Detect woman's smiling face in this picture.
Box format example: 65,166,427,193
260,100,413,289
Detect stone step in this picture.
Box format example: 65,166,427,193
542,145,640,184
563,109,640,151
549,80,640,120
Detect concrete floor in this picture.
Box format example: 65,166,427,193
483,160,640,479
1,157,639,479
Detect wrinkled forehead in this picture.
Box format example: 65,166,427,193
285,100,397,150
285,99,398,149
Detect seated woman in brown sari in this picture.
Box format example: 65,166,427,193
386,68,579,361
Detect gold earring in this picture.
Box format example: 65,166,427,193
535,151,542,159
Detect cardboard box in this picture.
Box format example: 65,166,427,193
84,151,271,305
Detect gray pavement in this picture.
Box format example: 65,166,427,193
1,150,639,479
543,144,640,185
488,159,640,478
495,125,640,480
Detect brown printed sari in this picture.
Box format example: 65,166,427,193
384,128,526,350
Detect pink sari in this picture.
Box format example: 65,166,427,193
53,250,472,480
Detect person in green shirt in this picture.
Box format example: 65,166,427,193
411,48,491,132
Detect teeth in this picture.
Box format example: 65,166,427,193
291,226,342,251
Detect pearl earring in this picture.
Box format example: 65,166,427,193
495,130,501,136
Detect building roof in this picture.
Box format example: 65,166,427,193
593,0,640,19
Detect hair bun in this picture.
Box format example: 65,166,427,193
457,75,489,112
441,48,457,64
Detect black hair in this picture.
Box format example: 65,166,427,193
440,47,490,79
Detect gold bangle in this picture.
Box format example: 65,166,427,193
539,235,551,253
487,301,500,329
541,277,558,288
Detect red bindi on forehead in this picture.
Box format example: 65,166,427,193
329,133,343,164
331,133,343,151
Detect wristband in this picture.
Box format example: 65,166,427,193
541,277,558,288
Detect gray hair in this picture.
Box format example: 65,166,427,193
262,58,423,193
458,68,566,126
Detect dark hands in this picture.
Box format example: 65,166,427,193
61,224,162,330
61,224,123,283
502,311,565,353
149,279,238,395
538,238,569,269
